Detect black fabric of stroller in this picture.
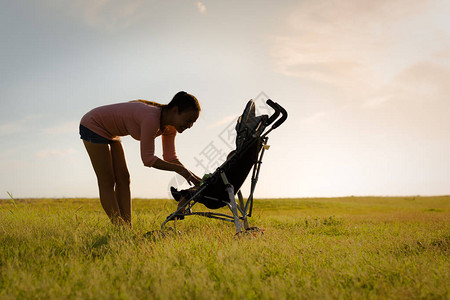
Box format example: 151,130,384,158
174,100,267,209
196,137,262,209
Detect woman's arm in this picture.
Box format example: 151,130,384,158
169,158,183,167
152,158,201,186
161,129,202,185
170,158,202,184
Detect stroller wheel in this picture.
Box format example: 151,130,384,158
235,227,264,238
247,226,264,233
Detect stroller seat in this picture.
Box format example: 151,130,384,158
161,99,287,233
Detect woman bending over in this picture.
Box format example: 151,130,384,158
79,91,201,225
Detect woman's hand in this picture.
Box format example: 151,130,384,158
178,167,201,186
190,172,202,186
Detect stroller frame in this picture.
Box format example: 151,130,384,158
161,99,287,234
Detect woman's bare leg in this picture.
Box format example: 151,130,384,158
83,140,122,224
110,141,131,224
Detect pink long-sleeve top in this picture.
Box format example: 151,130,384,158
80,102,177,167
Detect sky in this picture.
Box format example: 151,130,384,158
1,0,449,199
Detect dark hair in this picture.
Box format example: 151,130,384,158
131,91,200,114
167,91,201,113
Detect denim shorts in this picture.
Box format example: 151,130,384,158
79,124,112,144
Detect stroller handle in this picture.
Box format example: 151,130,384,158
266,99,288,129
266,99,281,126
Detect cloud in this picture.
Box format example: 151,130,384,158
268,0,450,144
207,114,238,129
46,0,146,31
0,115,42,136
196,2,206,14
394,62,450,100
387,62,450,119
345,61,450,140
36,148,78,159
269,0,450,100
300,111,330,125
42,121,79,135
363,61,450,109
0,123,22,136
362,95,392,109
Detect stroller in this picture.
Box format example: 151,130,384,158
161,99,287,234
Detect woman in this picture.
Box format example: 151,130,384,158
79,91,201,225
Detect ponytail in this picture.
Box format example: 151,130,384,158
130,99,166,108
131,91,200,113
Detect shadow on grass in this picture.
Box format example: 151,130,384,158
88,234,110,258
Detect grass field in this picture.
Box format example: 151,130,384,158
0,196,449,299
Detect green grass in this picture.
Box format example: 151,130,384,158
0,196,449,299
